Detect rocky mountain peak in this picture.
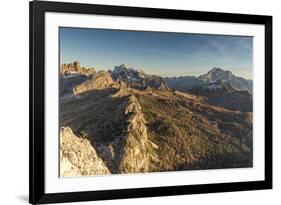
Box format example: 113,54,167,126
113,64,128,73
111,64,169,91
199,67,235,82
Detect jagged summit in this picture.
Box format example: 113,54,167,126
113,64,145,74
111,64,169,91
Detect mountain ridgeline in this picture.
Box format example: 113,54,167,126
59,62,253,177
164,67,253,93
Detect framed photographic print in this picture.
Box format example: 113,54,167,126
29,0,272,204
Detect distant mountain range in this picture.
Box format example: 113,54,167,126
59,61,253,177
164,67,252,93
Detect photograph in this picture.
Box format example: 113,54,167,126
59,27,254,177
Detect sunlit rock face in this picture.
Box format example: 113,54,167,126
60,127,110,177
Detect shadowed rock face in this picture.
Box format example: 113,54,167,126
60,73,88,97
59,62,253,176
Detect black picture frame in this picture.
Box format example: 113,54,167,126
29,0,272,204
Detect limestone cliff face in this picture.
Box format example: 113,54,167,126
60,61,96,76
73,71,116,95
60,127,110,177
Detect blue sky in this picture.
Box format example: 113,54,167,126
60,27,253,79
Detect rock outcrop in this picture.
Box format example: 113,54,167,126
117,95,150,173
73,71,116,95
60,61,96,76
60,127,110,177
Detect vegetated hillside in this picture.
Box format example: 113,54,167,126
190,80,253,112
136,90,252,171
59,62,253,176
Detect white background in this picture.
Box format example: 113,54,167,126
0,0,279,204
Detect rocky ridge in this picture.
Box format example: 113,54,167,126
111,95,152,173
73,71,116,95
165,67,252,93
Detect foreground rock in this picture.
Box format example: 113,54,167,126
60,127,110,177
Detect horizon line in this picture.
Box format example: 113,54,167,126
60,61,253,80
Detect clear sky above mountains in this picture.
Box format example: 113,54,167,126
60,27,253,79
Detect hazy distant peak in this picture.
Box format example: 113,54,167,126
200,80,236,92
111,64,169,90
199,67,235,82
113,64,128,73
